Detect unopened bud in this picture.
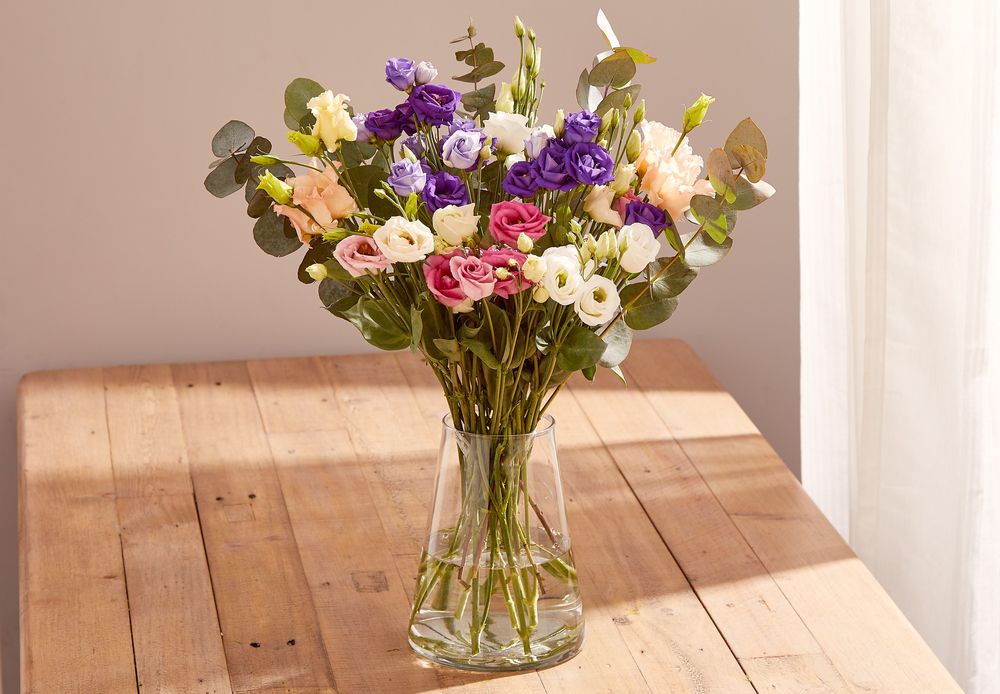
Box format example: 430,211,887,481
256,170,292,205
250,154,280,166
305,263,328,282
531,47,542,77
532,285,549,303
517,232,534,253
401,144,418,162
553,109,565,137
514,16,525,37
633,99,646,124
495,267,511,280
626,129,642,162
682,93,715,132
288,131,324,157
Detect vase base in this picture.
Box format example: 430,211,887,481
408,626,584,672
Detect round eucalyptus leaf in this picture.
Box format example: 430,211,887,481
211,120,255,158
685,233,733,268
204,157,241,198
620,282,678,330
318,277,354,312
599,321,632,368
589,52,636,89
252,210,301,257
284,78,325,123
234,136,272,185
556,325,607,372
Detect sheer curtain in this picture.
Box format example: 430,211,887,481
800,1,999,691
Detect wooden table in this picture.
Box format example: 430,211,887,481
18,339,959,693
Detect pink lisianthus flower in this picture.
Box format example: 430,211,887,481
333,235,391,277
449,253,496,301
480,246,529,298
423,250,468,308
488,201,550,245
612,190,642,221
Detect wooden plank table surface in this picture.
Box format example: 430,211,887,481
18,339,960,693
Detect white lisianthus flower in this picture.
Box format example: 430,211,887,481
583,185,623,227
595,229,618,261
521,254,547,282
432,204,480,246
483,112,532,155
541,246,584,305
307,91,357,152
636,120,714,222
574,275,621,326
617,223,661,273
504,153,526,168
524,124,555,159
610,163,637,195
373,216,434,263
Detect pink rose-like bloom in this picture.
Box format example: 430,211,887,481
274,165,357,243
488,201,550,246
449,254,496,301
423,250,467,308
480,246,529,298
612,190,642,221
333,235,391,277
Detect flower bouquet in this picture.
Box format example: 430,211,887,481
204,10,773,671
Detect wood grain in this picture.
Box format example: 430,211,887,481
17,341,960,693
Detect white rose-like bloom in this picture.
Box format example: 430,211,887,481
541,246,584,305
483,112,532,155
307,91,357,152
583,185,623,227
610,163,637,195
521,254,547,282
636,120,714,222
574,275,621,326
617,223,661,273
524,124,555,159
373,216,434,263
432,204,480,245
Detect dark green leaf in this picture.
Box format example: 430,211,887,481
340,140,377,168
557,325,607,372
459,336,501,369
595,84,641,116
343,165,385,209
284,78,325,123
204,156,241,198
599,320,632,368
234,136,272,184
211,120,254,158
246,188,272,218
297,242,331,283
343,297,410,351
253,209,301,257
581,365,597,381
648,258,698,297
433,338,462,361
453,60,505,83
318,277,355,314
461,83,496,109
619,282,678,330
409,306,424,351
588,53,635,88
455,43,493,65
685,232,733,267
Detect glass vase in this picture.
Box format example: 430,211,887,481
408,415,584,671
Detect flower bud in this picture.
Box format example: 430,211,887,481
522,254,546,282
532,285,549,303
256,170,292,205
511,68,526,98
517,232,534,253
414,61,437,85
626,129,642,162
553,109,565,137
322,228,351,243
305,263,328,282
496,82,515,113
525,47,535,70
527,27,536,42
682,93,715,132
482,145,496,162
610,163,637,195
401,144,418,162
514,16,525,37
596,229,618,260
597,138,609,149
600,110,615,135
569,218,583,235
495,267,511,280
288,131,324,157
250,154,280,166
633,99,646,124
530,47,542,77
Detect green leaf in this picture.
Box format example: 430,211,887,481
728,144,767,182
211,120,254,158
453,60,504,83
204,156,241,198
343,297,410,351
618,47,656,64
461,84,496,110
404,193,420,220
706,148,738,204
576,69,594,110
340,140,377,168
689,194,729,244
432,338,462,361
243,162,293,203
599,320,632,368
343,165,385,209
685,232,733,268
588,53,635,88
246,188,272,218
619,282,678,330
252,209,301,257
556,325,607,372
730,175,776,211
318,277,355,313
459,336,501,369
455,43,493,65
648,258,698,297
409,306,423,352
234,136,272,185
284,78,325,124
297,241,331,283
725,117,768,180
581,365,597,381
662,219,685,260
595,84,642,116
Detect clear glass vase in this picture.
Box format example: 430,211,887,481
408,415,584,671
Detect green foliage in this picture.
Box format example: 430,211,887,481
318,277,357,316
685,233,733,268
252,209,301,257
211,120,255,158
725,117,769,182
557,325,607,372
297,241,332,283
589,51,635,88
451,23,504,120
599,321,632,368
284,78,324,130
706,148,738,204
343,297,410,350
204,157,242,198
619,282,679,330
730,175,776,211
595,84,641,116
689,194,731,244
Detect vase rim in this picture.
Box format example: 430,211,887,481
441,413,555,439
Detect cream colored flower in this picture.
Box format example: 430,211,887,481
617,222,660,273
521,254,547,282
595,229,618,261
636,120,714,222
583,185,623,227
373,216,434,263
483,112,532,155
541,246,584,305
574,275,620,326
610,163,637,195
432,204,480,246
308,91,357,152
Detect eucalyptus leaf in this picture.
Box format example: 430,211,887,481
618,46,656,64
706,148,738,204
729,143,767,182
343,165,385,208
297,241,331,283
461,84,496,109
211,120,254,158
409,306,424,352
246,188,272,218
244,162,293,203
589,52,635,88
318,277,354,313
730,175,776,211
581,365,597,381
595,84,641,116
284,77,325,123
235,136,272,184
253,209,301,257
599,320,632,368
689,194,729,243
576,69,592,110
460,337,500,369
648,258,698,297
725,117,768,175
685,232,733,267
453,60,504,83
556,325,607,372
204,156,241,198
620,282,678,330
455,44,494,65
343,297,410,351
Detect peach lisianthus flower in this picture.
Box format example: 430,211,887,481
636,120,714,223
274,165,357,243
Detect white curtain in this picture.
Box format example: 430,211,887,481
800,1,1000,691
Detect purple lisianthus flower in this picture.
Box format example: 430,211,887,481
394,101,418,135
388,159,427,196
402,133,426,158
448,117,478,135
422,171,469,212
531,139,576,191
502,160,539,198
353,113,373,143
623,199,669,237
408,84,461,126
565,142,615,186
563,110,602,144
385,58,416,90
442,129,484,171
365,108,404,141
